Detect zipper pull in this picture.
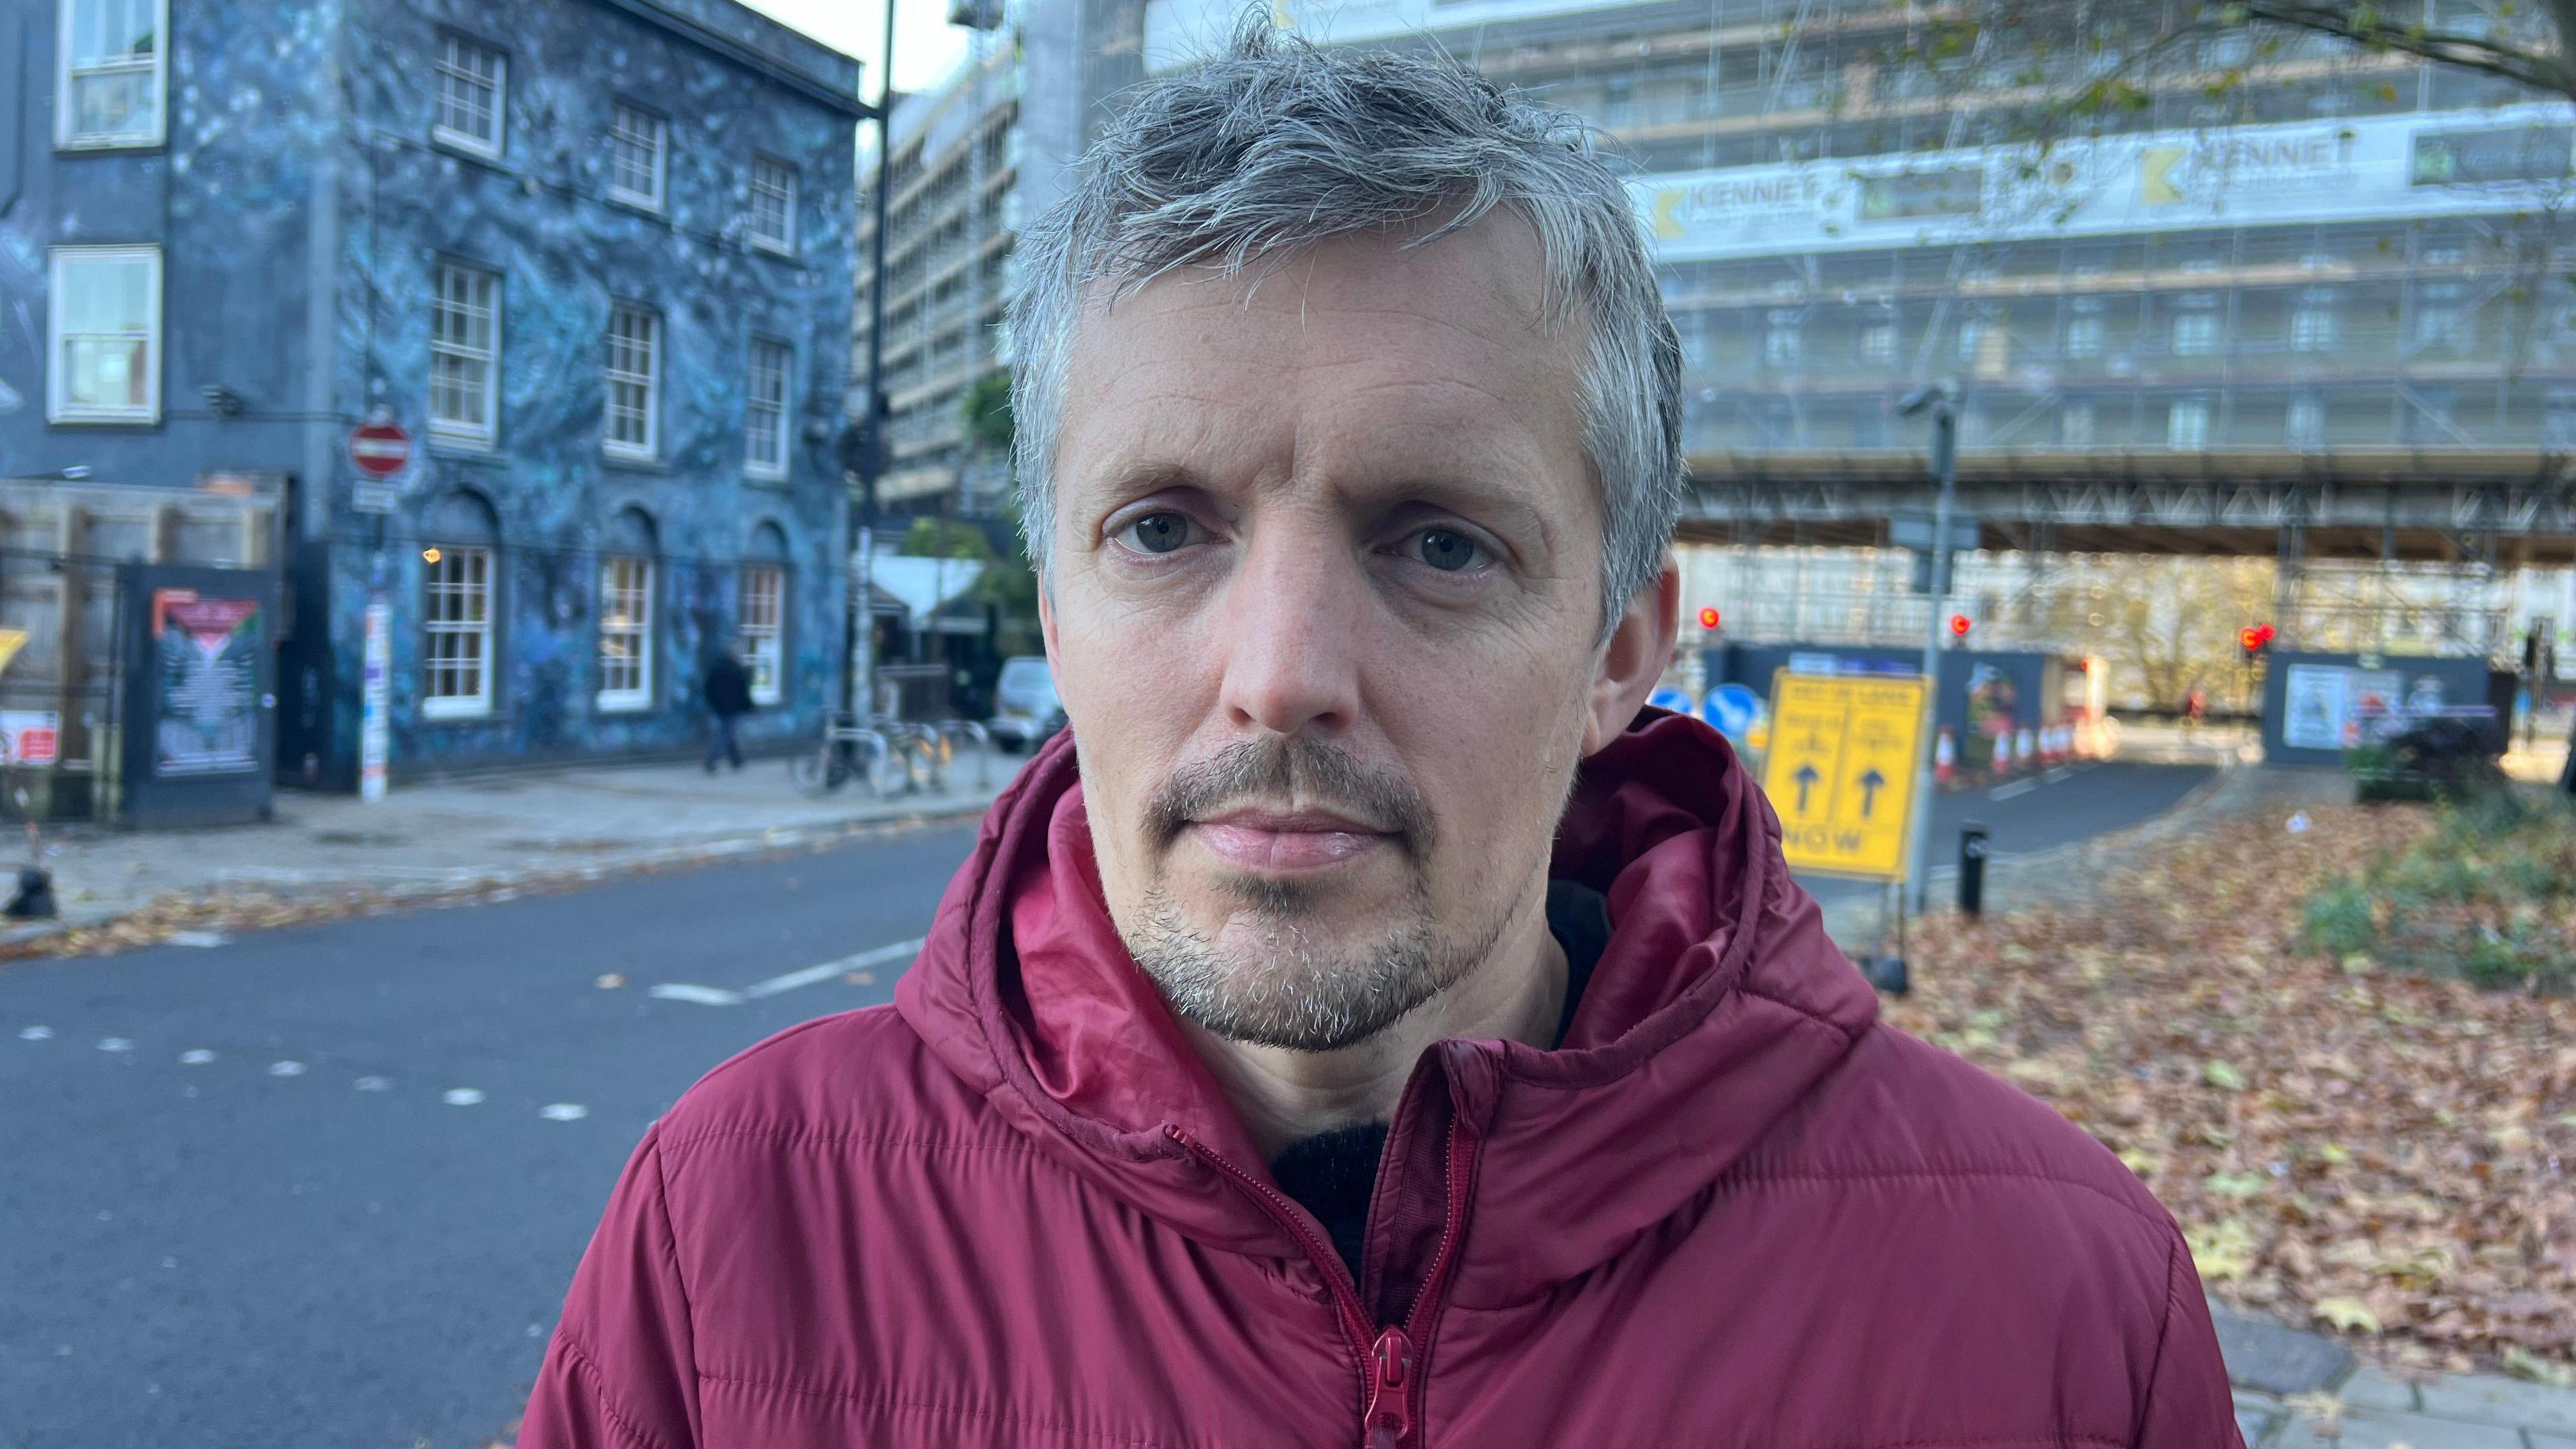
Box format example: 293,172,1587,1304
1362,1325,1414,1449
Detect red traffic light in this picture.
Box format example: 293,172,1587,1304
1947,614,1972,638
1697,606,1721,631
2240,623,2277,655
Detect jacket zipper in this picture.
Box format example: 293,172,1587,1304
1168,1116,1479,1449
1165,1127,1375,1416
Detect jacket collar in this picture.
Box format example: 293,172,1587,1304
896,710,1879,1295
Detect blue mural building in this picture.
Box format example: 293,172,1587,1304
1,0,864,789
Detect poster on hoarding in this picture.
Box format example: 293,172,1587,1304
2282,664,2347,751
150,589,262,777
0,711,60,766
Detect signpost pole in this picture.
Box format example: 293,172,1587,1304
362,595,390,802
1906,396,1958,918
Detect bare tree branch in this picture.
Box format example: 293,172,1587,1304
2236,1,2576,103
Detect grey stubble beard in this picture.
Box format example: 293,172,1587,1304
1118,737,1507,1053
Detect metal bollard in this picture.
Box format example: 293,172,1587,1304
1957,821,1989,919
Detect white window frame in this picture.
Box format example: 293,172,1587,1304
2286,394,2326,449
47,244,162,423
745,337,791,478
748,156,798,254
421,545,495,720
739,564,785,706
428,262,501,447
596,555,654,712
607,102,667,211
2171,311,2220,357
1761,311,1801,369
432,34,507,160
56,0,168,149
604,303,659,461
2290,299,2341,353
2167,396,2212,451
2065,312,2106,359
2060,398,2096,447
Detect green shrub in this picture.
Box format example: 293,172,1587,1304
2301,879,2379,957
2462,930,2528,989
2300,794,2576,995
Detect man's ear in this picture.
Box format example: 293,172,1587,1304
1582,558,1680,756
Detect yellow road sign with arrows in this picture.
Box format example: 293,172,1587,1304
1759,672,1928,881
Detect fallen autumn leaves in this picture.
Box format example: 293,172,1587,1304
1882,799,2576,1379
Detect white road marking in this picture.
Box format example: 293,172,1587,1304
168,931,231,949
354,1076,392,1092
2043,766,2074,783
743,938,924,1000
178,1049,215,1065
97,1038,133,1053
1987,778,2039,800
648,983,745,1006
18,1025,51,1040
443,1087,484,1106
539,1103,588,1122
269,1061,307,1077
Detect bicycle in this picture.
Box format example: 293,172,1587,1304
787,713,892,798
790,715,994,798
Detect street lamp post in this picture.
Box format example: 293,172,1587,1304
1899,382,1958,918
851,0,899,723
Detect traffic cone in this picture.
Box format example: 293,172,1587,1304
2015,728,2035,767
1991,732,2011,775
1935,727,1955,786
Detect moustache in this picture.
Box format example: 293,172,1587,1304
1144,737,1435,863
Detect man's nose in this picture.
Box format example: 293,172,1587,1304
1214,524,1363,740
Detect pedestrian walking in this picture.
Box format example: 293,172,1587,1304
700,650,753,773
521,21,2239,1449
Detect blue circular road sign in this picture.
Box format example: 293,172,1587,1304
1704,683,1762,737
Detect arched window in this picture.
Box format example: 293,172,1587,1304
421,490,500,720
739,521,790,706
597,506,659,712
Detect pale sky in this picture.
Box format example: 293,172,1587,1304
742,0,975,95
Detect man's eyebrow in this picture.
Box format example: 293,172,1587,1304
1373,475,1558,548
1073,461,1208,513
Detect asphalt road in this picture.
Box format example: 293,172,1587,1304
1796,759,2217,908
0,823,980,1449
0,757,2212,1449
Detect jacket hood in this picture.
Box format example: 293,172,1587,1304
896,709,1878,1301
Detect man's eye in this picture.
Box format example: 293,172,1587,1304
1121,513,1193,555
1415,529,1483,572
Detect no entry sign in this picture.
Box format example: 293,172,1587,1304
348,418,413,478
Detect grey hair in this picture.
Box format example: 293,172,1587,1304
1006,13,1684,635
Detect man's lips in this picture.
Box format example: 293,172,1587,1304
1182,808,1395,873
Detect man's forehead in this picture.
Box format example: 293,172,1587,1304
1057,218,1589,476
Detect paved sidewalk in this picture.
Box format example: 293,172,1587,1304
2220,1307,2576,1447
3,746,1028,947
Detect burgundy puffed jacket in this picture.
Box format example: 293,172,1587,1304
521,714,2241,1449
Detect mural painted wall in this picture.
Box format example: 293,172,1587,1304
0,0,862,786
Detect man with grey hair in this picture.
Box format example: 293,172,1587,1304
523,19,2238,1449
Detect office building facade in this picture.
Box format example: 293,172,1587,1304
851,0,1146,520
